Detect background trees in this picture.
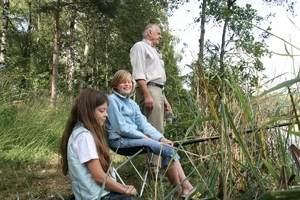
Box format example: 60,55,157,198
0,0,299,199
1,0,181,97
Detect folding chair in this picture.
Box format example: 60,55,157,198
110,138,210,197
110,146,153,197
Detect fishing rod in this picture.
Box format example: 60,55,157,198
174,122,293,147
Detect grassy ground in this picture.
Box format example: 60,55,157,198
0,158,72,199
0,153,180,200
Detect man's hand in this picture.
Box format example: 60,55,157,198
164,99,171,111
136,79,155,109
145,95,154,109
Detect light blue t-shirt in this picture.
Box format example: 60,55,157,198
68,125,115,199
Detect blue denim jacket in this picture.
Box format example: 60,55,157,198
105,91,163,141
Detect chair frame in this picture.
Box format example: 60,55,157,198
111,146,153,197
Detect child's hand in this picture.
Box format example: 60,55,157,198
159,137,173,146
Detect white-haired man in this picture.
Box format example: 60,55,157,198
130,23,172,182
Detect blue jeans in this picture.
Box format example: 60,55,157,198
109,137,180,166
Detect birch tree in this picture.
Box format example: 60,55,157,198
68,0,77,93
50,0,60,108
78,16,96,91
0,0,9,72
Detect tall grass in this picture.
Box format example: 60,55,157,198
0,88,71,164
164,31,300,199
0,77,74,199
163,78,300,199
0,78,299,199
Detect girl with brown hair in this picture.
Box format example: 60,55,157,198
60,88,137,200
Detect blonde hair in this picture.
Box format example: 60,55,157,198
110,70,135,94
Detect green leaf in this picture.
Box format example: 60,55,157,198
259,77,300,97
256,189,300,200
263,159,279,181
288,130,300,137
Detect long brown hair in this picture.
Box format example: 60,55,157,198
60,88,111,175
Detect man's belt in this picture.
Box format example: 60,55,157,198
147,82,164,89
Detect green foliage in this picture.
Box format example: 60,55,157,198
189,0,274,96
2,0,181,95
262,0,297,16
0,85,71,164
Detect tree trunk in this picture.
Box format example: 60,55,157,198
0,0,9,72
68,0,77,93
21,1,33,88
197,0,218,122
36,0,41,71
220,0,236,82
197,0,206,105
78,17,96,91
219,2,236,199
50,0,60,108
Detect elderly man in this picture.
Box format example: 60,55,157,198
130,23,172,182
